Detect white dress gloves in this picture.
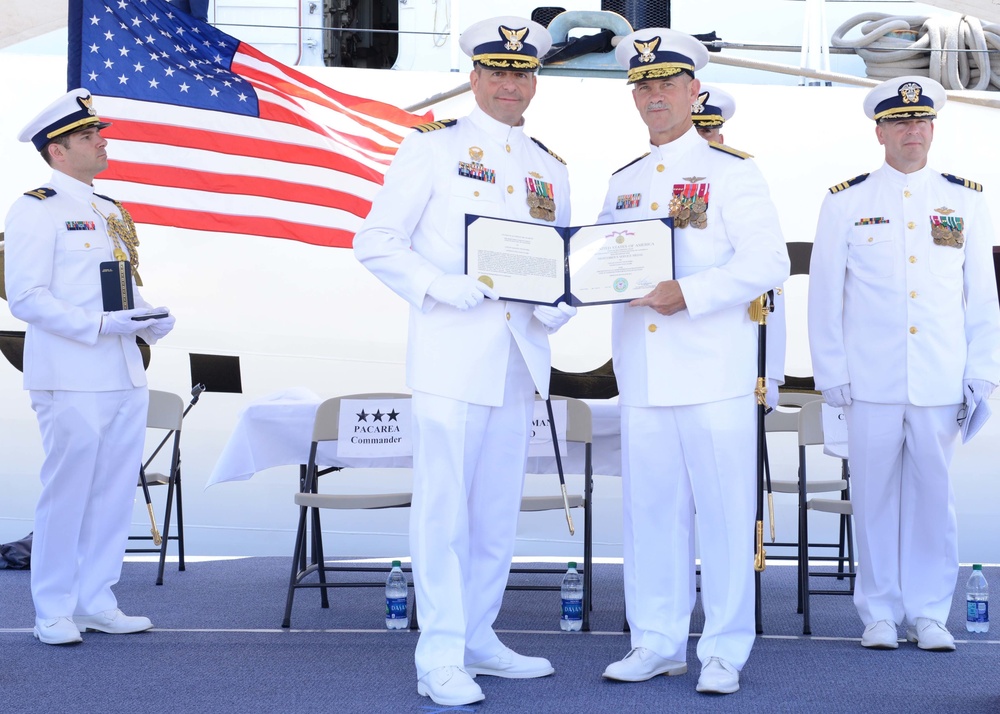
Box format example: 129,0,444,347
101,307,176,345
99,308,154,336
139,307,176,342
532,302,577,334
822,383,852,408
427,275,497,310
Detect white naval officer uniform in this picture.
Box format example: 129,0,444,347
599,126,789,669
354,105,569,678
808,164,1000,626
4,169,163,621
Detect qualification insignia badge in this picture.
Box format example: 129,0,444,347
469,146,484,162
525,176,556,221
930,214,965,248
670,182,710,229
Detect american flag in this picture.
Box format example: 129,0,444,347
67,0,430,248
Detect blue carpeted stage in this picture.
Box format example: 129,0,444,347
1,558,997,713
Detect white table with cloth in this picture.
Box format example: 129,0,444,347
207,388,623,487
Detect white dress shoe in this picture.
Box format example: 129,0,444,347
417,666,485,707
466,646,554,679
73,609,153,634
602,647,687,682
33,617,83,645
861,620,899,649
906,618,956,651
696,657,740,694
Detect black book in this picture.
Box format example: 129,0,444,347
100,260,135,311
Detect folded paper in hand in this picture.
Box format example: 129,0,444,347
960,395,991,444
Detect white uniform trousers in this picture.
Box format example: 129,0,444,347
844,400,960,626
29,387,148,620
621,394,757,669
409,344,535,679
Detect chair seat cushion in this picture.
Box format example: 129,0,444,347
771,479,846,494
519,494,585,512
807,497,853,515
294,492,412,510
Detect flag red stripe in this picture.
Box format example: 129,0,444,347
100,118,391,183
125,203,356,248
239,66,409,152
237,43,431,128
104,160,373,218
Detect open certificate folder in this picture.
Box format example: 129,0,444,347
465,215,674,306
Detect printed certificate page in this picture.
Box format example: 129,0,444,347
465,215,566,304
568,219,674,306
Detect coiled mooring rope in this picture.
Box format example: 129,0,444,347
831,12,1000,90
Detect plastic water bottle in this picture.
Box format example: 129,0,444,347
385,560,408,630
966,563,989,633
560,561,583,631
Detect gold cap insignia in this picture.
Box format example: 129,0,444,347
693,92,708,114
500,25,527,52
634,37,660,64
78,94,97,116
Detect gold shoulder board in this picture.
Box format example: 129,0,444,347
942,173,983,192
708,142,753,159
414,119,458,133
828,173,870,194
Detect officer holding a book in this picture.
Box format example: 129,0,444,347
4,88,175,645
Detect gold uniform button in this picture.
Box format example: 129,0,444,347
904,190,912,198
505,144,511,153
776,287,783,295
651,202,659,211
909,255,917,264
506,312,511,321
910,291,918,298
909,326,918,334
474,191,480,197
656,164,665,172
907,221,916,229
867,237,873,243
84,242,91,248
507,185,513,194
648,324,657,333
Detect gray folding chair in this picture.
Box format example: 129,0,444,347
127,389,185,585
764,392,850,610
508,396,594,631
797,399,856,635
282,393,413,628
